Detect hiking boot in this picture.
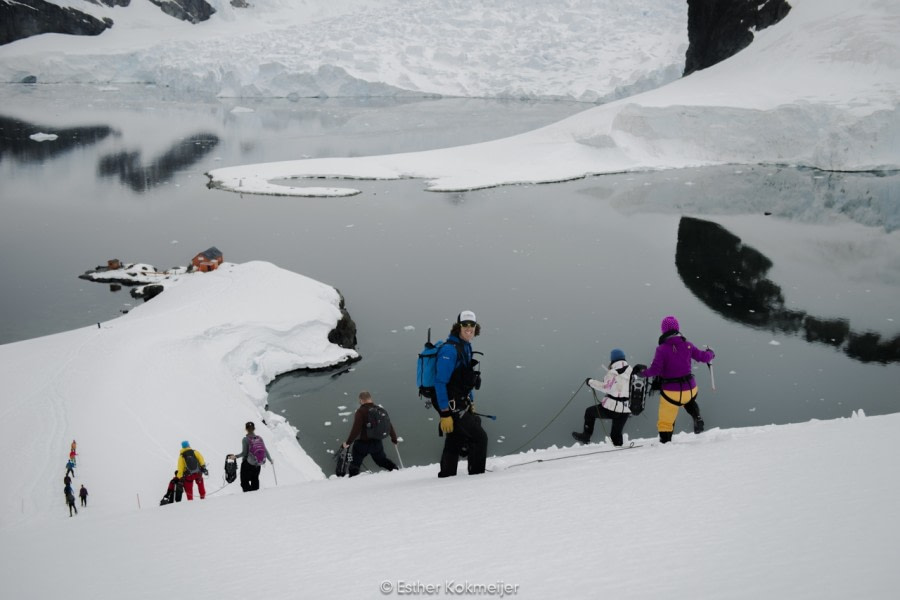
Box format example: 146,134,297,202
693,417,705,434
571,431,590,444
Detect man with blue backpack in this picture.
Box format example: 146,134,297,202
433,310,488,478
229,421,273,492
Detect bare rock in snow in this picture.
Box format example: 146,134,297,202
147,0,216,25
684,0,792,75
0,0,112,46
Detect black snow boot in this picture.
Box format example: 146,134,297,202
693,417,705,434
572,431,590,444
659,431,673,444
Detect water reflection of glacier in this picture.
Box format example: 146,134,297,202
676,216,900,364
606,165,900,233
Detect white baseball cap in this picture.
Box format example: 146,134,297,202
458,310,477,324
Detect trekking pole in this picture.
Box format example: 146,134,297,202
473,412,497,421
394,443,405,469
271,462,278,486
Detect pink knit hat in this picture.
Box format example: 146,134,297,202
661,315,680,333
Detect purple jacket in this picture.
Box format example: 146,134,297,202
641,332,714,390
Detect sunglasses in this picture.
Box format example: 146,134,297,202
460,321,477,328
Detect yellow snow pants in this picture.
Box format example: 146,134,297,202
657,387,698,433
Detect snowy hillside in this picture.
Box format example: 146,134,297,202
0,262,356,526
208,0,900,195
0,0,688,100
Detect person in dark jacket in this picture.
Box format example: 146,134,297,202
341,391,398,477
64,484,77,516
573,348,633,447
229,421,273,492
638,315,715,443
161,471,184,505
79,484,88,507
435,310,487,478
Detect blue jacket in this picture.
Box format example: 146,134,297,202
434,334,474,412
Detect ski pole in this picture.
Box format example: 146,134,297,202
473,412,497,420
271,462,278,486
394,443,405,469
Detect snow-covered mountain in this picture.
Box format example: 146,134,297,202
207,0,898,195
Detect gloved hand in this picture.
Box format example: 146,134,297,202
704,345,715,360
585,377,591,386
440,416,454,434
201,466,209,476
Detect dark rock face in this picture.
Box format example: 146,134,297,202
0,0,113,46
328,291,358,350
684,0,791,75
147,0,216,25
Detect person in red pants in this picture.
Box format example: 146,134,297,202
176,441,208,500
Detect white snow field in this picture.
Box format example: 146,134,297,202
0,0,688,101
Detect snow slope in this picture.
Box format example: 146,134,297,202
0,261,356,527
1,408,897,599
0,0,688,101
207,0,900,195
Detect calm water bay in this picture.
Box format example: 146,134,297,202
2,85,898,473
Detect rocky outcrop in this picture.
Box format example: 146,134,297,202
1,0,217,46
684,0,791,75
0,0,112,46
147,0,215,25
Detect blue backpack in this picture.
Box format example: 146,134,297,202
416,328,460,401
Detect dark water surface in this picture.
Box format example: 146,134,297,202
2,85,898,473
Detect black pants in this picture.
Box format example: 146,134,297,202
349,439,397,477
240,460,262,492
80,496,87,507
439,412,488,477
582,405,629,447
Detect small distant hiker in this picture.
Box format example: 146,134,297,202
435,311,488,478
341,391,398,477
79,484,88,507
176,441,208,500
573,348,634,447
71,440,77,454
229,421,273,492
64,474,72,488
69,448,77,466
637,315,715,444
65,459,75,478
65,485,77,516
160,471,184,506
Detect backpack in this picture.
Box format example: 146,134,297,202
416,328,460,400
182,449,201,474
248,434,267,464
628,364,654,416
365,404,391,440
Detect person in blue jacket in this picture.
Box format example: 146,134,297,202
435,310,488,478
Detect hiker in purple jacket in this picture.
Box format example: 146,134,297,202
638,315,715,444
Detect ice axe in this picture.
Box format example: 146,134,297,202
704,345,717,392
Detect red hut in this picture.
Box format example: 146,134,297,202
191,247,224,272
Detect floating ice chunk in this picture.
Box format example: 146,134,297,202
29,132,58,142
769,340,781,346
